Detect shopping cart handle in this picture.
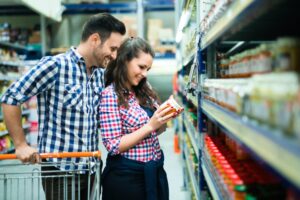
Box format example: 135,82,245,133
0,151,101,160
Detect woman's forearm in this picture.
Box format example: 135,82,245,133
118,124,153,153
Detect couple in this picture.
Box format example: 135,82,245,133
1,13,181,200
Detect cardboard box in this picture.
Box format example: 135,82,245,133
147,19,163,47
120,16,137,38
28,31,41,44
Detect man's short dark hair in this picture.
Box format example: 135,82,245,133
81,13,126,42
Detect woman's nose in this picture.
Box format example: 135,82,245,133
142,70,147,77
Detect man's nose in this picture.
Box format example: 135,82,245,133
111,51,117,60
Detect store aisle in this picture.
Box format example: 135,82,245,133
159,127,188,200
99,126,188,200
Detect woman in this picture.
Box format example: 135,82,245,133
99,37,182,200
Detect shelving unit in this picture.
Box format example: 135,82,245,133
61,1,175,59
0,0,63,21
0,0,64,56
202,99,300,188
183,145,201,200
201,161,221,200
0,124,30,138
63,1,174,14
183,111,200,158
0,40,37,154
176,0,300,199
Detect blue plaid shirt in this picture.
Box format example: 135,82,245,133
1,47,104,171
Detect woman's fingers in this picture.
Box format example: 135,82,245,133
156,103,169,113
159,112,175,122
155,105,171,117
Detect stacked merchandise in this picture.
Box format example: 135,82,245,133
175,0,300,199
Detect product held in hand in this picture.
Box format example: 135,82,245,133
161,97,184,115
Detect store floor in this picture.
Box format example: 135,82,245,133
100,126,189,200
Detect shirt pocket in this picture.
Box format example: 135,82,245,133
63,84,83,109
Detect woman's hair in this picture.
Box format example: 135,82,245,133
105,37,160,108
81,13,126,42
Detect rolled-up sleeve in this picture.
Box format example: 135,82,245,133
99,89,122,155
1,56,57,105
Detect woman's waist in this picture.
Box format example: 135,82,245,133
106,150,164,170
121,146,162,162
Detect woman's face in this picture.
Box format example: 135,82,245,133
126,51,153,88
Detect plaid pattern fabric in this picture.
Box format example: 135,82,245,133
99,84,162,162
1,47,104,171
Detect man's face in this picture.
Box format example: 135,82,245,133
93,32,123,68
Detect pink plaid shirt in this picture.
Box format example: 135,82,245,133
99,84,162,162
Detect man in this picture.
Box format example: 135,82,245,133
1,13,126,199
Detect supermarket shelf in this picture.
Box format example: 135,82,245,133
0,109,31,121
154,52,175,59
144,1,174,12
0,75,19,81
0,147,15,154
183,112,200,158
201,0,254,49
183,53,195,67
0,60,39,68
0,0,63,21
0,41,28,51
187,94,198,108
0,123,31,138
22,109,31,116
0,61,23,67
201,161,222,200
0,130,8,138
183,146,200,200
63,2,136,14
0,5,35,16
200,0,291,49
202,99,300,189
63,2,174,14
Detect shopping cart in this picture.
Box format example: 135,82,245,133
0,151,101,200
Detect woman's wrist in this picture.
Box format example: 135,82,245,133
144,123,155,134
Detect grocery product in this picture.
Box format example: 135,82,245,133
161,96,184,115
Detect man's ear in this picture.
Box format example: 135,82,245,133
89,33,101,46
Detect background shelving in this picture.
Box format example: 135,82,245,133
176,0,300,199
202,99,300,189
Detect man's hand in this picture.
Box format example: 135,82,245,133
15,143,40,163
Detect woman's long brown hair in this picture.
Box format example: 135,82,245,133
105,37,160,108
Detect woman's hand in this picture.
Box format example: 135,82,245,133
147,103,175,132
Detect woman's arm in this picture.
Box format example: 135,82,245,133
118,104,174,152
100,91,174,154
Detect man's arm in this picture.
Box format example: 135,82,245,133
1,57,58,163
2,103,40,163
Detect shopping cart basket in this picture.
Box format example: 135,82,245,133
0,151,101,200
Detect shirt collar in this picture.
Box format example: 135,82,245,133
69,46,85,64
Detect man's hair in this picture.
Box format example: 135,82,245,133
105,37,159,108
81,13,126,42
